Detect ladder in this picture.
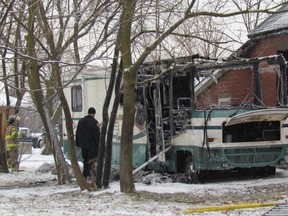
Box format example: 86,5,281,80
133,146,172,175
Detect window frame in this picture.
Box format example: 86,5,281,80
71,85,83,112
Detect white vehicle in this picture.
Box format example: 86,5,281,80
19,127,31,141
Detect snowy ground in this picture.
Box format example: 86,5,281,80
0,148,286,216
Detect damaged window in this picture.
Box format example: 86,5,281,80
137,69,193,157
223,121,280,143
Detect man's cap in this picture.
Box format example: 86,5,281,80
88,107,96,114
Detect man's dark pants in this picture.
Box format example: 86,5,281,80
81,148,97,178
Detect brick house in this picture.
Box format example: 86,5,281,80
195,4,288,109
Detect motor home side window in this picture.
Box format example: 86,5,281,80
71,85,82,112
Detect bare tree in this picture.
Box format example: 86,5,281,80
27,0,120,189
0,0,27,173
1,0,120,189
96,27,122,188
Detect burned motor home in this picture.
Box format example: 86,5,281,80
62,54,288,184
133,54,288,182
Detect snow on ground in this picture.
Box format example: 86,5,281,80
0,148,285,216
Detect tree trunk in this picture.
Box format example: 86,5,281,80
96,29,122,188
58,88,93,190
54,63,95,190
96,68,115,188
103,60,123,188
119,0,136,194
41,80,60,155
26,0,70,185
0,109,10,173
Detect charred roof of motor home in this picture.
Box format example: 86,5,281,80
137,54,287,83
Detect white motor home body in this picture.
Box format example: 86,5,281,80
62,68,147,167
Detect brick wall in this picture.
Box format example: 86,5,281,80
196,68,254,109
196,34,287,109
247,34,288,58
260,70,278,106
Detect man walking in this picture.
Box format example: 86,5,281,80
76,107,100,180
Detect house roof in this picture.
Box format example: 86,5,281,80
248,3,288,38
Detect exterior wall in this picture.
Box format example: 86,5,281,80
260,69,278,106
242,35,287,106
196,34,288,109
196,68,254,109
247,34,288,58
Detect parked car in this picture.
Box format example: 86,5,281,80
19,127,33,143
19,127,43,148
31,132,43,148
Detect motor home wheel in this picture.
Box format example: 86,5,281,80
261,166,276,176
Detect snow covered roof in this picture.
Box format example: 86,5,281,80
248,3,288,38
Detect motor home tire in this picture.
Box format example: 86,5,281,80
253,166,276,177
185,157,199,184
264,166,276,176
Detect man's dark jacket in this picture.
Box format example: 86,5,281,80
75,115,100,155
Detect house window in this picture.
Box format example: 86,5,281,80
71,85,82,112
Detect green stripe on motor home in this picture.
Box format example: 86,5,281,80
63,76,107,84
84,76,106,81
188,125,222,130
191,109,251,118
112,132,145,140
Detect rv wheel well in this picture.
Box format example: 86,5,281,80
176,150,192,173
